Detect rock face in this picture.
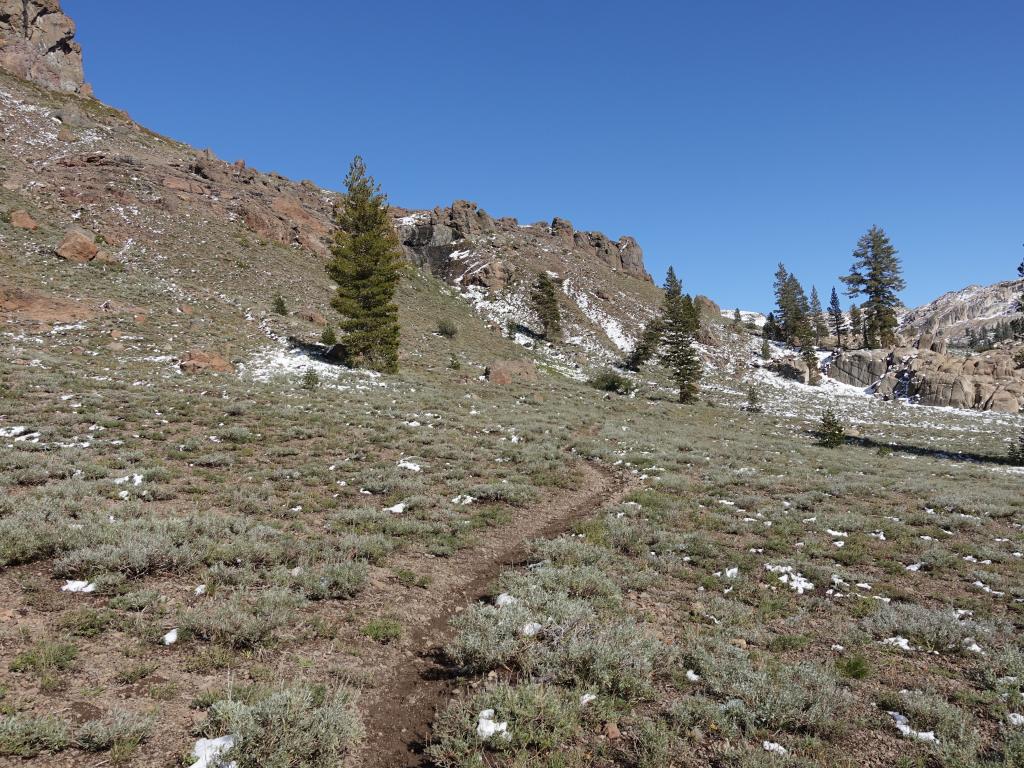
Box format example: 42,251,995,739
0,0,88,94
827,337,1024,414
899,279,1024,346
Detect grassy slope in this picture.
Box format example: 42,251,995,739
1,70,1024,768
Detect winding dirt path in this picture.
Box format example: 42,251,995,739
355,460,632,768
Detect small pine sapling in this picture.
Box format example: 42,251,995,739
819,408,846,448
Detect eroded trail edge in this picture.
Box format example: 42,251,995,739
356,461,632,768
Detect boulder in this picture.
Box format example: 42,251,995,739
464,260,508,292
9,209,38,230
771,356,810,385
179,351,234,374
55,227,98,262
828,349,890,388
986,389,1021,414
485,360,538,385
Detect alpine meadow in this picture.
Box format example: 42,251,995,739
1,3,1023,768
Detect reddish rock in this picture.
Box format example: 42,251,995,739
485,360,538,385
179,351,234,374
56,227,98,262
163,176,205,195
10,209,38,230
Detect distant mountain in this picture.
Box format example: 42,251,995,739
899,279,1023,344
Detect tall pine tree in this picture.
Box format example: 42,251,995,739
327,156,403,373
828,287,846,347
660,267,702,403
849,304,863,349
809,286,827,346
841,226,905,348
531,272,562,341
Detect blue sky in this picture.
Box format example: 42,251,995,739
65,1,1023,312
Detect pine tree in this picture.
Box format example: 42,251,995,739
531,272,562,341
849,304,863,349
622,317,663,371
818,408,846,448
746,386,762,413
733,308,742,329
760,336,771,360
320,326,337,346
272,294,288,315
802,346,820,385
660,267,702,403
810,286,827,346
327,156,403,373
828,287,846,347
763,312,781,342
1008,423,1024,466
841,226,905,348
1014,257,1024,339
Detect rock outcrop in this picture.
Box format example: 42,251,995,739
0,0,88,94
771,355,811,385
393,204,652,289
827,337,1024,414
485,360,538,385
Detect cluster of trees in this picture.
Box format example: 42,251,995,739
764,226,905,352
1016,257,1024,339
621,268,702,402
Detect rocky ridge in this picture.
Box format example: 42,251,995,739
899,278,1023,345
0,0,87,94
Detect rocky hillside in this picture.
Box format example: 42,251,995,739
899,278,1023,345
0,1,665,383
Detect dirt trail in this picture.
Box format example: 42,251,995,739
355,460,632,768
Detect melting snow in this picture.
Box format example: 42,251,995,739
888,711,938,742
61,580,96,594
188,735,237,768
476,709,510,741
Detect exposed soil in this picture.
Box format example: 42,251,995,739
355,460,633,768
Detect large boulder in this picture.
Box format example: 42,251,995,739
0,0,89,94
10,209,38,230
770,356,810,385
485,360,538,385
828,349,890,387
179,351,234,374
55,227,111,263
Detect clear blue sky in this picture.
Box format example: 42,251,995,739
65,1,1023,312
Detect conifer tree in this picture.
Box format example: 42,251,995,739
733,308,742,329
327,156,403,373
660,267,702,403
763,312,781,342
801,346,820,385
531,272,562,341
760,336,771,360
622,317,663,371
841,226,905,348
818,408,845,448
810,286,827,346
1015,257,1024,339
849,304,863,349
828,287,846,347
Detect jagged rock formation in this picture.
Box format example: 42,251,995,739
828,337,1024,413
899,279,1024,345
0,0,88,94
393,204,651,290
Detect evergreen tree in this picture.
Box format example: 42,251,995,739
809,286,827,346
320,326,337,346
1008,423,1024,466
531,272,562,341
849,304,863,349
818,408,846,448
272,294,288,315
801,346,821,385
327,156,403,373
841,226,905,348
1014,257,1024,339
763,312,781,342
760,336,771,360
659,267,702,403
773,263,812,345
746,386,762,413
733,308,742,329
828,287,846,347
622,317,663,371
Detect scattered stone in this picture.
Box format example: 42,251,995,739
9,209,38,230
56,227,98,262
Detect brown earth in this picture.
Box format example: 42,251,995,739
356,461,633,768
